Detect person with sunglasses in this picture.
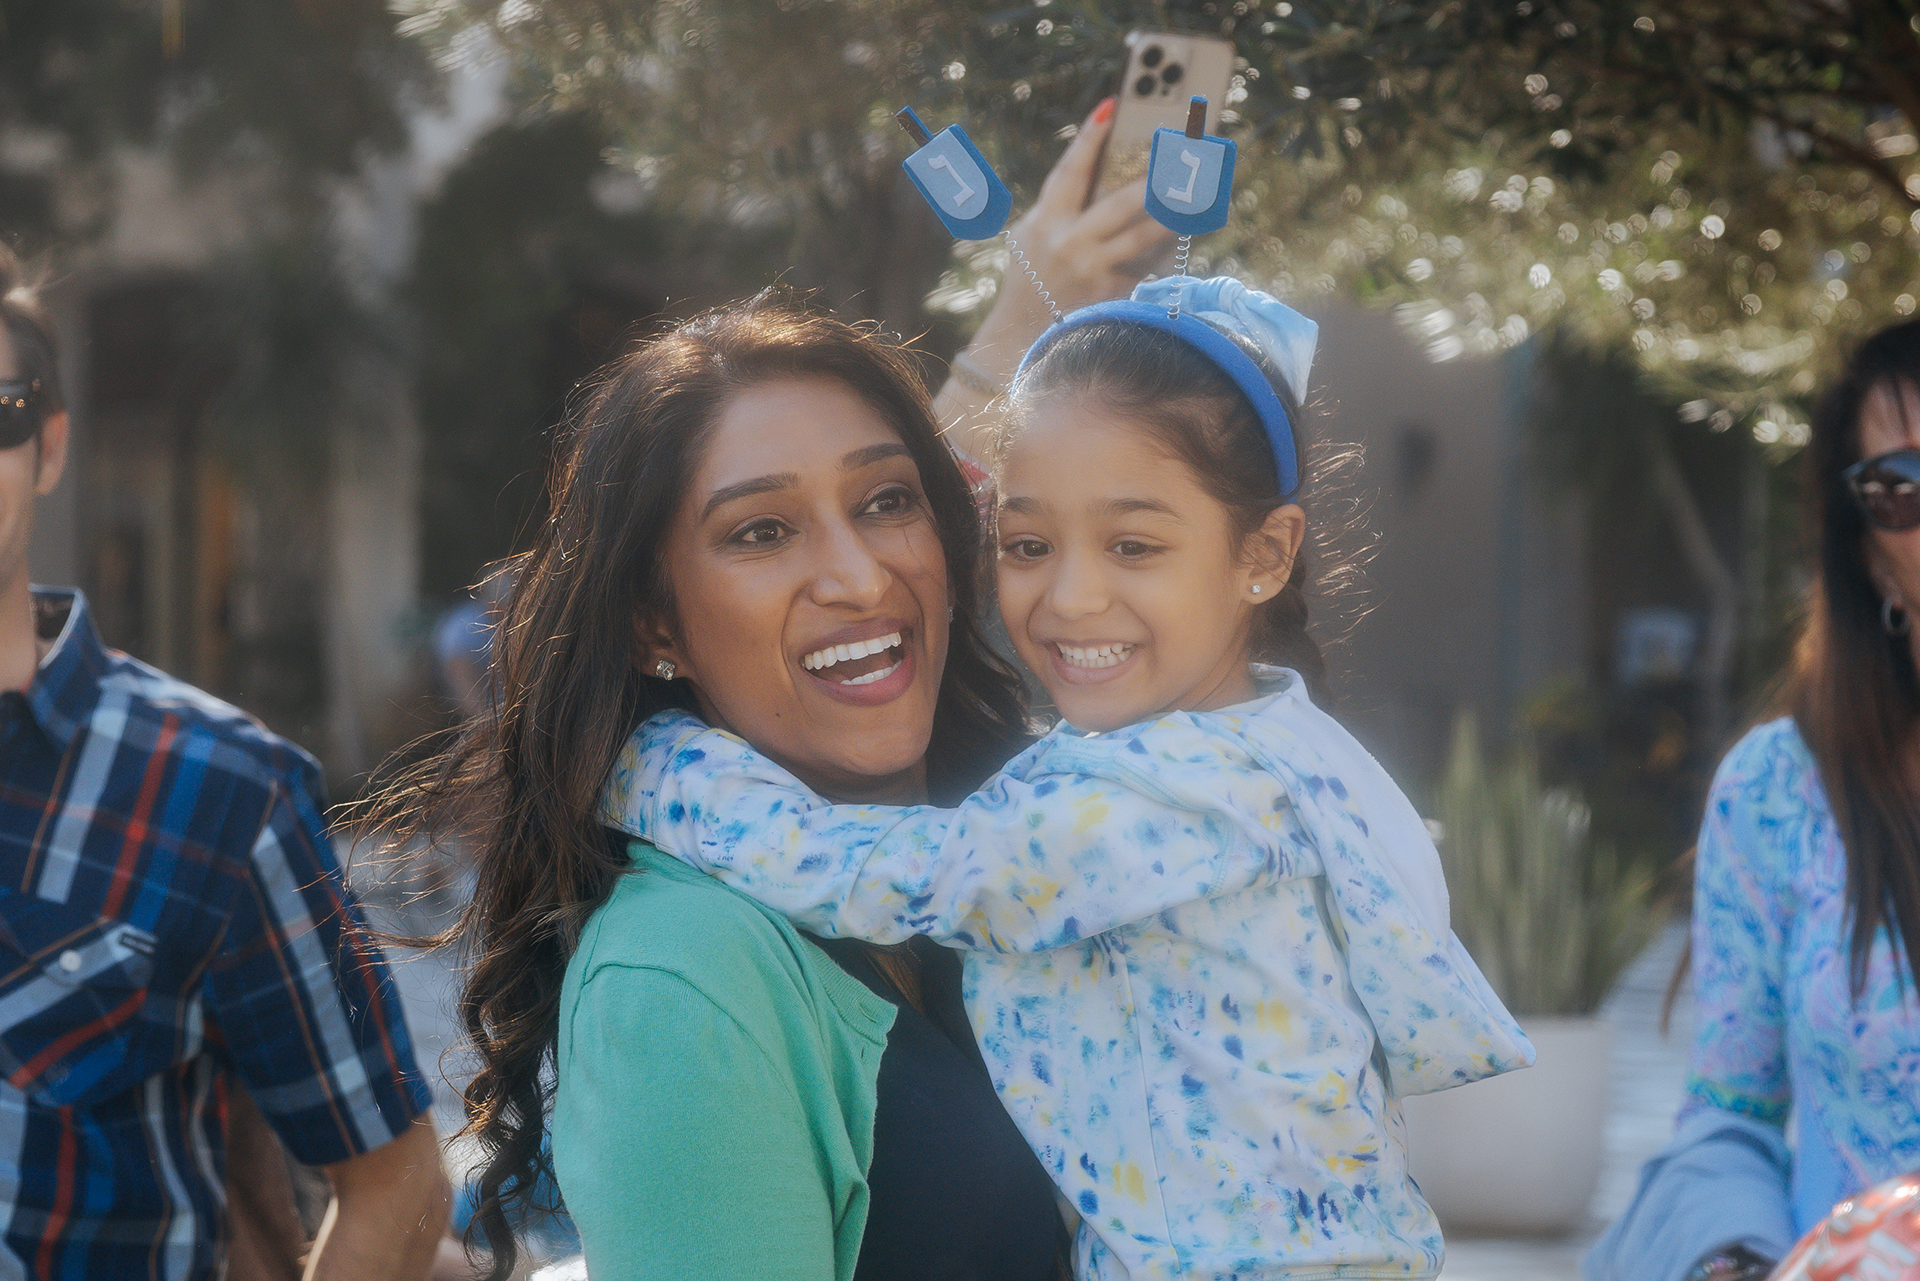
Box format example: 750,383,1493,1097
1587,318,1920,1281
0,244,452,1280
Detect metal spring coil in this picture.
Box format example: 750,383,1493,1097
1167,234,1192,318
1003,231,1063,323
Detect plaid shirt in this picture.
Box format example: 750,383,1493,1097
0,589,430,1281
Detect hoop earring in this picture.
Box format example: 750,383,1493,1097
1884,597,1911,638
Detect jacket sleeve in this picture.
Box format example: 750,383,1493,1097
606,711,1297,952
1291,766,1537,1094
553,963,842,1281
1678,736,1792,1126
1582,1107,1795,1281
1238,704,1535,1095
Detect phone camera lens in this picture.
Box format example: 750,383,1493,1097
1134,74,1156,97
1140,45,1163,69
1162,62,1184,86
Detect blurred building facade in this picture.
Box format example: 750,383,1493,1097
1313,301,1589,789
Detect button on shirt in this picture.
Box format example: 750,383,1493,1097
0,589,431,1281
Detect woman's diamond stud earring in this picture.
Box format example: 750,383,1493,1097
653,658,676,680
1251,585,1262,595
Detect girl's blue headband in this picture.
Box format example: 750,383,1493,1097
1014,299,1301,499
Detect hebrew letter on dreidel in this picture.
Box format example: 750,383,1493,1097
1166,149,1203,205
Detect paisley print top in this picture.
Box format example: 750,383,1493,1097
1682,716,1920,1232
603,671,1533,1280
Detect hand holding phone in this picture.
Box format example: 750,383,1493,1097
1005,100,1176,320
929,100,1175,462
1091,30,1237,205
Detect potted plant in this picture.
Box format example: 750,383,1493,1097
1399,713,1659,1234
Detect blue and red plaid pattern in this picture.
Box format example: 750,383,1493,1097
0,589,431,1281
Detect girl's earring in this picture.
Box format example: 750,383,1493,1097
653,658,676,680
1250,584,1263,596
1884,596,1911,637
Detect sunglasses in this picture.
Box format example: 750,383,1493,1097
1846,449,1920,531
0,380,43,450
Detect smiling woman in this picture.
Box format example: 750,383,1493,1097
371,293,1060,1281
638,379,953,802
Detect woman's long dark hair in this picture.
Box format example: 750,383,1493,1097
366,292,1029,1279
1004,321,1342,706
1788,317,1920,996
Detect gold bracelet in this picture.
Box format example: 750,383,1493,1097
948,348,1005,399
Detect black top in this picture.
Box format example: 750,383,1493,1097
809,935,1066,1281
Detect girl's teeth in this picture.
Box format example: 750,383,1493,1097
1057,643,1134,668
839,661,900,687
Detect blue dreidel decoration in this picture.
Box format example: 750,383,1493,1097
896,106,1061,322
897,106,1012,240
1144,97,1238,317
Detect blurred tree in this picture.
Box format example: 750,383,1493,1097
392,0,1919,429
392,0,1914,754
0,0,432,240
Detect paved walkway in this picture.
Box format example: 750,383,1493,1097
354,842,1697,1278
1438,920,1695,1280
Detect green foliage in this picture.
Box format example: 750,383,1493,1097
407,113,791,596
1,0,438,473
0,0,433,240
395,0,1920,439
410,114,660,596
1436,711,1658,1016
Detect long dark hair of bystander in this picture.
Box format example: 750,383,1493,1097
1788,317,1920,997
363,291,1030,1280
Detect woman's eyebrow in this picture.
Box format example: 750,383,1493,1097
841,442,911,470
1000,495,1047,516
701,473,798,521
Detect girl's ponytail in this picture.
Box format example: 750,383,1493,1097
1260,553,1330,704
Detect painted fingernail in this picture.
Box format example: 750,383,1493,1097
1093,97,1115,125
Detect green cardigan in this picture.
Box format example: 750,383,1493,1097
552,842,898,1280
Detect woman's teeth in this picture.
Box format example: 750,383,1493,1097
802,632,903,673
838,662,900,686
1056,642,1135,669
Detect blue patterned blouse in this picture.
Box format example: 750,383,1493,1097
603,671,1532,1280
1683,716,1920,1232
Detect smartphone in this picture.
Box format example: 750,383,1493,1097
1090,30,1237,205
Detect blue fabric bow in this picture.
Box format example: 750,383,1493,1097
1015,276,1318,498
1131,275,1317,405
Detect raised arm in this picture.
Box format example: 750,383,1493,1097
605,710,1294,952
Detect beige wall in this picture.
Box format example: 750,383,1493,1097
1308,301,1588,791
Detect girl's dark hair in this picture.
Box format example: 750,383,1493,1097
365,291,1029,1279
1786,316,1920,997
1004,321,1334,705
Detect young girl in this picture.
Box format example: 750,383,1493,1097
605,276,1533,1280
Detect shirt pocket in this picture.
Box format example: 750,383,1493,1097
0,889,161,1108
